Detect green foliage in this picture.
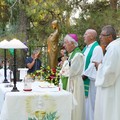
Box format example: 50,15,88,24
0,0,120,66
28,117,36,120
28,111,59,120
74,1,120,49
43,111,58,120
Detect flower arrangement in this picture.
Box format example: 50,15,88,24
30,66,61,85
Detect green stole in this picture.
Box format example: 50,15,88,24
82,41,99,97
61,47,82,90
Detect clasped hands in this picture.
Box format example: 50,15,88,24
92,61,101,70
82,75,88,81
82,61,101,80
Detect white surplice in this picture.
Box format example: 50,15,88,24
82,42,103,120
94,38,120,120
60,52,86,120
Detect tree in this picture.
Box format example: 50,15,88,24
0,0,120,67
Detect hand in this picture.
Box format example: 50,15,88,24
92,61,101,70
62,56,68,62
34,52,40,59
82,75,88,80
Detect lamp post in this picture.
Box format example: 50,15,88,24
3,49,8,83
0,39,28,92
11,49,18,91
8,38,28,92
0,40,9,83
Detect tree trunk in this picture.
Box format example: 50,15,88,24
110,0,118,10
17,8,29,68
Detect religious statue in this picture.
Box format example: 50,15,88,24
47,20,60,69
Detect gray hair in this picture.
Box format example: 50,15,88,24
87,29,97,39
64,35,78,47
32,49,40,55
102,25,116,40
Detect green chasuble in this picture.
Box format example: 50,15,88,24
61,47,82,90
82,41,99,97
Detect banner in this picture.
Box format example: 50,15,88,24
9,49,14,56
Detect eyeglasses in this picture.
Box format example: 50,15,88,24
99,34,110,37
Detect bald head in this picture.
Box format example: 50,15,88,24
83,29,97,45
86,29,97,39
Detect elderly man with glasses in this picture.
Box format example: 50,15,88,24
94,25,120,120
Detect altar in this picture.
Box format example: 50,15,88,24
0,81,72,120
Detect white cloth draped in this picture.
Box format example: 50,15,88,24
0,68,12,83
0,82,73,120
18,68,28,80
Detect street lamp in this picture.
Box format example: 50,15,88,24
0,40,10,83
0,38,28,92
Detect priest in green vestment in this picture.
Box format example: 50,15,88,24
82,29,103,120
60,34,86,120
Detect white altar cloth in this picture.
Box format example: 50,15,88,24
0,81,72,120
0,68,12,83
18,68,28,80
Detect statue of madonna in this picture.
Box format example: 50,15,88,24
47,20,60,69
